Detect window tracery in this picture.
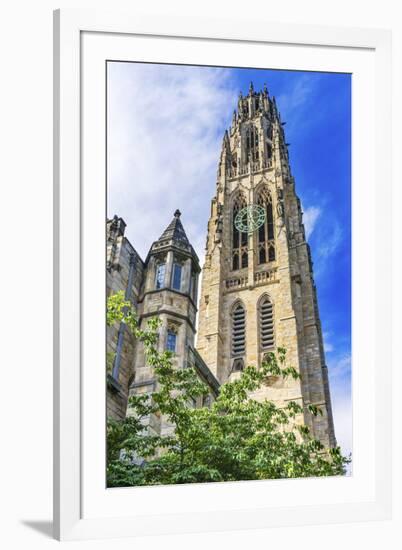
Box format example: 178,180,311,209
232,192,248,270
256,187,275,264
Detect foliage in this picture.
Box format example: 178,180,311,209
106,291,350,487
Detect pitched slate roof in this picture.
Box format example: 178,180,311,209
157,209,190,246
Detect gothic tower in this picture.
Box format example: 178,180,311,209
127,210,219,437
196,83,336,447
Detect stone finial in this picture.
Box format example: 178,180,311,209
249,81,254,94
109,215,126,237
174,209,181,218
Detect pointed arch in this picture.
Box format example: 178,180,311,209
231,300,246,358
231,191,248,271
245,124,259,163
258,294,275,351
255,185,275,265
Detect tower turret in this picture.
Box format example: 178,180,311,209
143,209,200,302
128,210,201,435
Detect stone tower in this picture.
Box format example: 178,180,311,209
196,83,336,447
107,211,219,427
127,210,219,436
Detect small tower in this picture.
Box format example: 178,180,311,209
196,84,336,448
128,210,202,436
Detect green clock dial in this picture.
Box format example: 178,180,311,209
234,205,266,234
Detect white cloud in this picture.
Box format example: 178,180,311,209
329,353,352,381
303,205,321,239
276,74,319,136
328,353,352,470
331,389,352,471
310,219,343,280
323,331,334,353
277,74,314,116
107,62,238,261
317,222,342,259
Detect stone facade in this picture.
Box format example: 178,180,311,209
196,83,336,448
106,212,219,431
106,216,145,419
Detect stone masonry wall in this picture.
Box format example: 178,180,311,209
196,88,336,448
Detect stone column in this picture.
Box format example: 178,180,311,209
192,273,198,305
158,315,168,353
181,258,192,294
145,256,156,292
164,250,174,288
248,186,255,287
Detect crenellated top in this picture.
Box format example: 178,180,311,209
218,83,290,182
233,81,273,124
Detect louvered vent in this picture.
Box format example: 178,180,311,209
260,298,274,349
232,304,246,356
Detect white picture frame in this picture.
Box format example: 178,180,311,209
53,8,392,541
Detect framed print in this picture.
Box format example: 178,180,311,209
53,9,392,541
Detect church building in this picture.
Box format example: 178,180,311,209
106,83,336,449
106,210,219,434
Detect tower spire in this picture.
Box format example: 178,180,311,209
157,210,189,246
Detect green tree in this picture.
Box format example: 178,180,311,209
106,291,349,487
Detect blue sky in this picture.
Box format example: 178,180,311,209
107,62,352,464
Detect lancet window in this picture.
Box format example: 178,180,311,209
259,295,275,350
245,124,259,163
256,187,275,264
232,193,248,271
231,303,246,357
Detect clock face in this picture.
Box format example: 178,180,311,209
234,205,266,234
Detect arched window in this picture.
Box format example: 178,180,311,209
256,187,275,264
267,143,273,160
259,296,274,350
232,193,248,271
245,124,259,162
232,303,246,357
